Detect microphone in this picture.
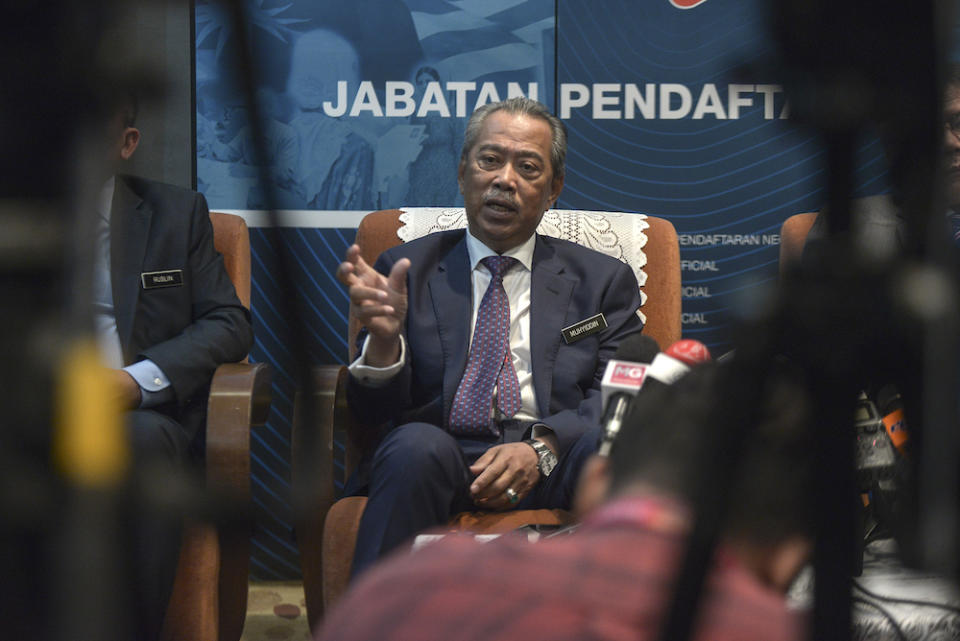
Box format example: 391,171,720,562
646,339,713,386
598,334,661,456
876,384,910,457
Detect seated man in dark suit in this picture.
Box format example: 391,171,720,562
93,91,253,640
941,64,960,246
804,63,960,264
318,359,815,641
336,97,644,577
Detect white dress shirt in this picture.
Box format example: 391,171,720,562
93,176,173,407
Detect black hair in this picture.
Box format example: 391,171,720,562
608,360,816,544
120,89,138,128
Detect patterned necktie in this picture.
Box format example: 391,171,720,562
448,255,522,435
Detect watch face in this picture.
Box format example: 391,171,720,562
540,456,557,476
539,450,558,477
527,440,558,477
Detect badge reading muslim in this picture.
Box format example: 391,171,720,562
141,269,183,289
561,313,607,344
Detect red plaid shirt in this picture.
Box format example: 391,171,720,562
318,495,805,641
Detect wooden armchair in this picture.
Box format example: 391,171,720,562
779,195,902,275
159,212,272,641
293,208,681,631
779,212,818,275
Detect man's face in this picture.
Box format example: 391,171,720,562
458,111,563,253
944,84,960,209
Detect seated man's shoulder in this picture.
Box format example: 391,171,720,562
118,173,205,211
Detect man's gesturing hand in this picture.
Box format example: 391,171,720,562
337,244,411,367
468,442,540,511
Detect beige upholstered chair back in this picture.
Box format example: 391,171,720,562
210,212,251,308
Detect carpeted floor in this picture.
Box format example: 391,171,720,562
241,582,312,641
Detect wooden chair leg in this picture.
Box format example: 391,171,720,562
321,497,369,616
161,523,219,641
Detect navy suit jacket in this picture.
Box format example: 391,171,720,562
347,229,644,456
111,174,253,444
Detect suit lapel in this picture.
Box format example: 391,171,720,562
110,176,153,360
530,235,574,417
428,234,472,422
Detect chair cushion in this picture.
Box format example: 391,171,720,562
397,207,651,323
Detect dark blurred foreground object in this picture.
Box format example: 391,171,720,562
316,362,814,641
0,4,270,640
1,4,122,639
658,2,959,641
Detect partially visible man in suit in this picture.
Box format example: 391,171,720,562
94,91,253,640
942,64,960,245
337,97,644,577
804,64,960,264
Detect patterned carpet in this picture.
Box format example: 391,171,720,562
242,582,312,641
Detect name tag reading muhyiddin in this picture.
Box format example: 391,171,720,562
141,269,183,289
561,313,607,344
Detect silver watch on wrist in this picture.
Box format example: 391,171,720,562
524,439,558,478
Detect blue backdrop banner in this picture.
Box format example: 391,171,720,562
196,0,887,579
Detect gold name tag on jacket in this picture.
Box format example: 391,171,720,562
141,269,183,289
561,313,607,344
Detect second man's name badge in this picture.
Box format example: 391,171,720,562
141,269,183,289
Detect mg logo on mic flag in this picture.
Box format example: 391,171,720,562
610,362,649,387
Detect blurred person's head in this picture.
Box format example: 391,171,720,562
943,64,960,210
458,97,565,253
287,29,360,112
575,359,815,592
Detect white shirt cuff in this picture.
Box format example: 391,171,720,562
124,359,174,408
347,335,407,387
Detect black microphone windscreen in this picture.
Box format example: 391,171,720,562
613,333,660,363
876,384,902,414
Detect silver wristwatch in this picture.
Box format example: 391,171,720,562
524,439,558,478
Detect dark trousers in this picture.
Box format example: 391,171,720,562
351,422,601,578
125,409,191,641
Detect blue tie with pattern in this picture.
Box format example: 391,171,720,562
448,255,522,435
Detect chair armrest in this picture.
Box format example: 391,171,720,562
206,362,271,492
292,365,343,507
206,361,271,641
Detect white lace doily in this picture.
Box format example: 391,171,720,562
397,207,650,322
